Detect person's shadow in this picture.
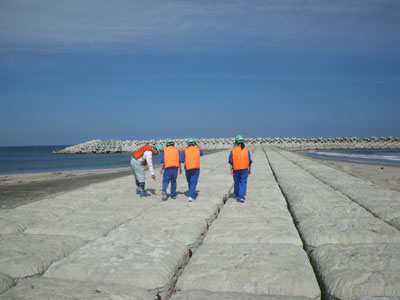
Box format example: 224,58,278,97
146,189,201,198
182,190,200,197
145,188,156,196
228,192,237,198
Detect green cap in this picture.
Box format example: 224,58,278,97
235,135,244,142
154,144,163,154
187,138,195,144
166,139,174,146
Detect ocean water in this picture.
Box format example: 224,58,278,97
0,146,160,175
304,149,400,165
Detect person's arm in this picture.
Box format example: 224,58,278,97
228,152,234,176
248,150,252,175
160,152,164,174
199,149,204,156
179,151,185,163
144,151,156,180
179,151,184,174
179,153,182,174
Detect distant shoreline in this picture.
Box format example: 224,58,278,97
301,149,400,166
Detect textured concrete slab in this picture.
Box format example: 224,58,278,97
357,297,400,300
203,217,302,246
278,150,400,230
311,244,400,300
139,201,219,224
0,233,85,278
0,273,14,294
176,244,320,299
44,236,188,296
298,217,400,249
14,197,81,216
0,209,56,236
218,202,292,220
286,193,372,220
266,148,400,299
24,213,127,240
0,278,154,300
170,290,316,300
110,216,207,248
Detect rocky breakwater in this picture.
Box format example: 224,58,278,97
54,136,400,154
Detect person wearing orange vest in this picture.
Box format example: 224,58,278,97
160,139,182,201
130,144,163,197
228,135,252,203
181,138,203,202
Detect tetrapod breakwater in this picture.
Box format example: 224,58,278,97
54,136,400,154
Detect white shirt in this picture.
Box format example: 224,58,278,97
136,150,154,175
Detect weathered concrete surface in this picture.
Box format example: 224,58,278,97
2,147,400,299
311,244,400,300
0,274,14,294
0,151,232,299
266,150,400,249
203,217,302,246
278,149,400,230
24,212,128,240
171,290,314,300
0,233,85,278
176,243,320,298
175,149,320,299
0,209,57,236
44,236,188,293
265,147,400,299
0,278,154,299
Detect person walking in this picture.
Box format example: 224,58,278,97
228,135,252,203
130,144,163,197
181,138,203,202
160,139,181,201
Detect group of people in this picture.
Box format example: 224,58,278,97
129,135,252,203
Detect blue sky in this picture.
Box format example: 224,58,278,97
1,0,399,146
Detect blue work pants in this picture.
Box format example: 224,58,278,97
162,167,178,197
185,168,200,198
233,169,249,200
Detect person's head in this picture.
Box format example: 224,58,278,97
235,135,245,149
166,139,174,147
153,144,163,155
187,138,195,146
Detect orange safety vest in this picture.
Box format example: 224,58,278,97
232,146,250,171
133,145,153,166
184,146,200,170
163,146,180,168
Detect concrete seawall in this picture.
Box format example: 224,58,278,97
54,137,400,154
1,148,400,299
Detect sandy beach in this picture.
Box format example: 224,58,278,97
302,155,400,192
0,168,132,210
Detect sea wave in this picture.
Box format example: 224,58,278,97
306,150,400,164
309,151,400,162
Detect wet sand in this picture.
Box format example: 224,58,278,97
0,168,132,210
301,155,400,192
